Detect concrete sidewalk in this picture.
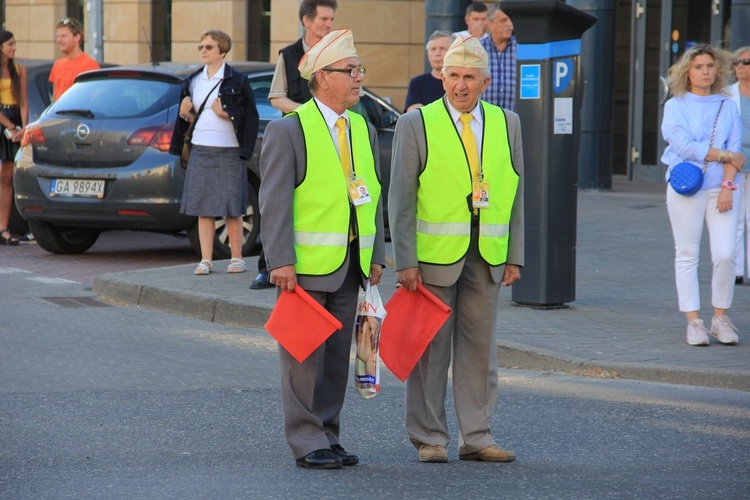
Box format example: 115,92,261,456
93,182,750,391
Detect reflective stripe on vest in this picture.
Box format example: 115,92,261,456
417,99,518,266
293,100,380,276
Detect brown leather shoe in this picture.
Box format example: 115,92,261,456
459,444,516,462
418,444,448,463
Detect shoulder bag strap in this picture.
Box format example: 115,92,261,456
193,80,222,124
702,99,726,174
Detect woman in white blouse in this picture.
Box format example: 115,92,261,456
170,30,259,275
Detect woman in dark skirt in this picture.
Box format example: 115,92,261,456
0,30,28,246
169,29,259,274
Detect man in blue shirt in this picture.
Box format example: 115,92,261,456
480,3,516,111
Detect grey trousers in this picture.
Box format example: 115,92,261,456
405,232,502,455
277,250,361,459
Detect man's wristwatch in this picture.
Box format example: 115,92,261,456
722,180,738,191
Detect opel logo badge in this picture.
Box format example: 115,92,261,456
75,123,90,140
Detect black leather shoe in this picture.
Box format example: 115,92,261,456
331,444,359,466
295,449,342,469
736,276,744,285
250,273,274,289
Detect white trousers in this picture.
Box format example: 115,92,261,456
666,186,739,312
734,172,750,278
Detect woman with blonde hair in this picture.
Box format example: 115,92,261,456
0,30,28,245
728,46,750,285
661,44,745,346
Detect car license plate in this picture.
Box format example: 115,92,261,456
49,178,105,199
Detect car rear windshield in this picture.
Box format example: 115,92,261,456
49,78,180,119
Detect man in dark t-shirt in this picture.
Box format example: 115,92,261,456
403,30,455,112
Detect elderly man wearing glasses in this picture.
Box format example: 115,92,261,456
259,28,385,469
49,17,99,102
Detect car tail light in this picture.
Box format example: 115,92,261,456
21,125,45,147
127,124,174,152
117,209,150,216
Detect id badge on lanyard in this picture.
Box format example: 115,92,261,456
472,180,490,209
348,176,372,206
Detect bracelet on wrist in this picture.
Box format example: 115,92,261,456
718,150,725,162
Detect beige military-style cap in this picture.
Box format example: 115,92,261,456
442,35,489,69
298,28,358,80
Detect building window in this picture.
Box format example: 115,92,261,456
247,0,270,61
152,0,172,62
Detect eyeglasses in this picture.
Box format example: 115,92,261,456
734,59,750,66
323,67,366,79
197,44,216,51
61,17,72,25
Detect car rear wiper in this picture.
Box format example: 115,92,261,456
56,109,95,117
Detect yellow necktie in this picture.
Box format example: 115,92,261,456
336,116,356,242
459,113,480,181
336,117,352,179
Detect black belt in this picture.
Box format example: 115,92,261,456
0,104,18,109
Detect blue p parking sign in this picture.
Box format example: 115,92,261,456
553,59,573,94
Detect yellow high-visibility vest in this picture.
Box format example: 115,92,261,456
417,99,519,265
292,100,380,276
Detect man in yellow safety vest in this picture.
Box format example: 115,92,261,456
389,34,525,464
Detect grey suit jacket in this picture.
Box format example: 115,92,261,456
388,99,525,286
259,111,386,293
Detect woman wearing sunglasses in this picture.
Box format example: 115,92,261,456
661,44,745,346
169,29,259,275
729,48,750,286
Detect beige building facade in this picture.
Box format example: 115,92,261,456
3,0,429,110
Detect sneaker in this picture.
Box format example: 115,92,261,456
686,319,709,346
418,444,448,463
711,315,739,345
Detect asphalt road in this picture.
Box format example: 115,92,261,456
1,268,749,499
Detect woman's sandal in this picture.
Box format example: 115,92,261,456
0,229,19,246
227,258,246,273
194,259,212,275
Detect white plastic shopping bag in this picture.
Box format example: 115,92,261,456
354,282,386,398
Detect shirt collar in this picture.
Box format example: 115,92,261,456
201,62,226,81
314,97,349,131
444,97,483,127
